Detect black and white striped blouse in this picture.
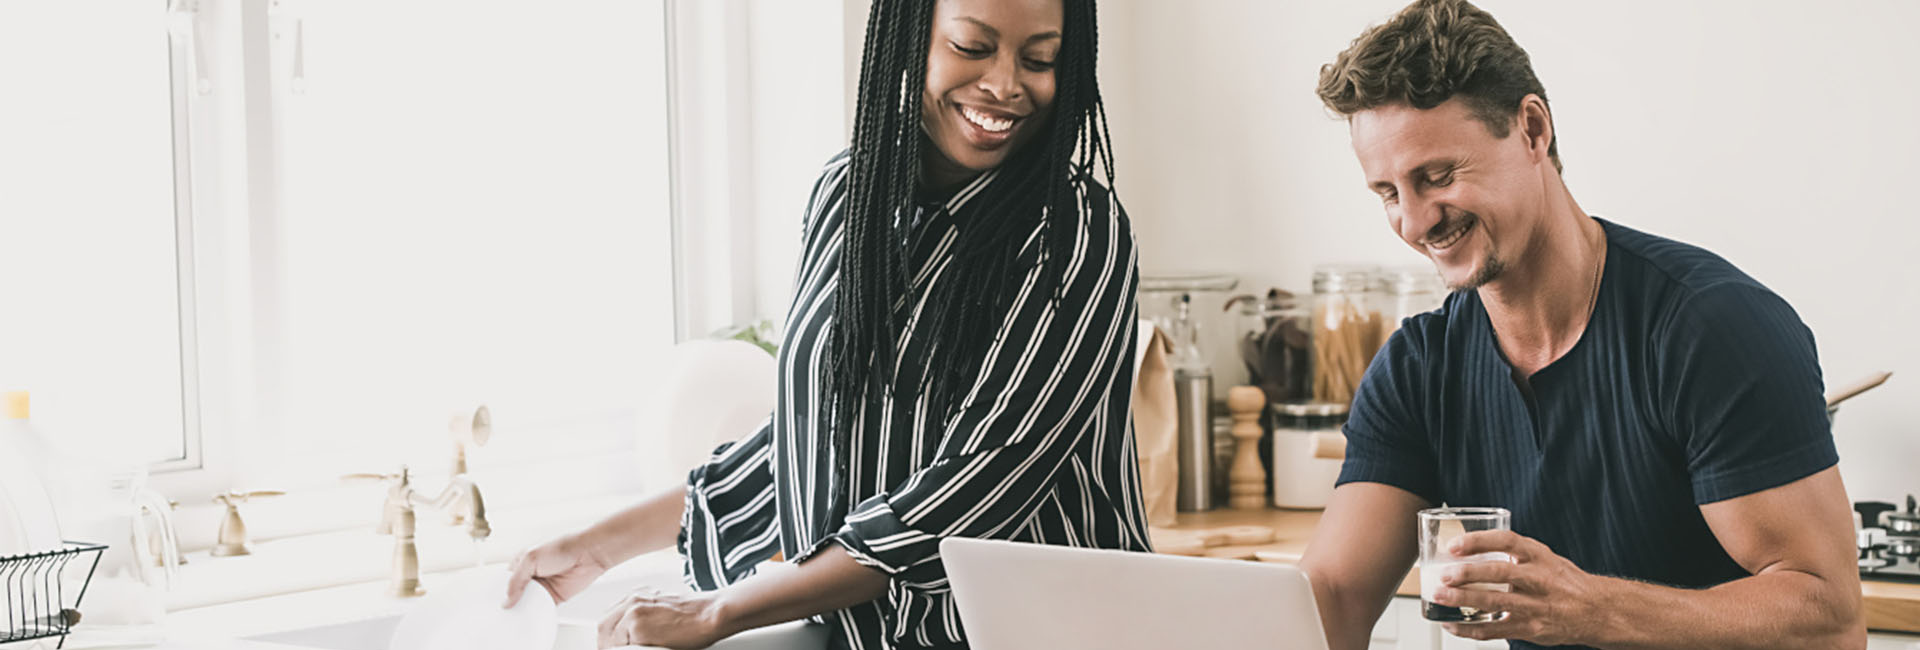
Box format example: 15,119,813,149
677,150,1152,649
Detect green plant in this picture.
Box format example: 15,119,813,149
712,319,778,356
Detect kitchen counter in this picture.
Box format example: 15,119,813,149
1153,508,1920,635
153,549,825,650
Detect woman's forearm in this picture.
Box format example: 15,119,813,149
711,543,890,637
578,484,687,566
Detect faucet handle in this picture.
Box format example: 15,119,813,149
209,489,281,557
344,467,416,535
343,465,413,485
214,490,285,504
211,489,283,508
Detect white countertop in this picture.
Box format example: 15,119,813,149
35,491,660,649
166,549,687,640
55,550,707,649
50,502,827,650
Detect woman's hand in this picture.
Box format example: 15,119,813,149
505,532,614,607
597,587,728,649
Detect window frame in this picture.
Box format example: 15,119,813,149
148,0,247,504
156,0,210,475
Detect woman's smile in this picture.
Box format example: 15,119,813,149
952,102,1025,149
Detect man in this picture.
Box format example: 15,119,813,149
1297,1,1866,648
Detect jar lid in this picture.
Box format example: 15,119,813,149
1272,401,1349,417
1379,265,1445,295
1312,265,1376,294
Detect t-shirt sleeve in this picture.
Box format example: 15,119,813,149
1337,321,1442,504
1660,284,1837,505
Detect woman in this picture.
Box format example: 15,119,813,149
504,0,1146,647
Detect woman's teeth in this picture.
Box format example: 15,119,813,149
962,106,1015,133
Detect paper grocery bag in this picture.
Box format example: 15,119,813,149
1132,322,1179,528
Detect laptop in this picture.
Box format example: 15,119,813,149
941,537,1330,650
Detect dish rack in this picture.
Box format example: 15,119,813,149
1,542,105,649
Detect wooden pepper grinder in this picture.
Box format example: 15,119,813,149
1227,385,1268,509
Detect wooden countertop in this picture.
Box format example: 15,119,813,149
1152,508,1920,635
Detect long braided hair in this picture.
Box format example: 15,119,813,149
823,0,1117,521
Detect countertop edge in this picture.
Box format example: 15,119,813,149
1157,508,1920,635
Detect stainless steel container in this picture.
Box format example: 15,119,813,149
1174,368,1215,512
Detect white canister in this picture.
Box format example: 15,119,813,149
1270,402,1348,509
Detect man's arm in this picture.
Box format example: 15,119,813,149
1602,465,1863,648
1438,466,1865,649
1300,482,1431,650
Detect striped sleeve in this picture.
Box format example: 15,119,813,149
824,189,1138,586
678,416,782,591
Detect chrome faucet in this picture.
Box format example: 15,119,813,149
345,466,490,598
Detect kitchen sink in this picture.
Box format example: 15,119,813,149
246,614,826,650
241,561,828,650
247,615,403,650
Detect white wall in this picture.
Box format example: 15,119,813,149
744,2,860,320
1098,0,1920,501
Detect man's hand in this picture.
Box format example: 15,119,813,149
1431,529,1605,646
597,586,730,649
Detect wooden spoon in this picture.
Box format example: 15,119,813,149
1826,371,1892,409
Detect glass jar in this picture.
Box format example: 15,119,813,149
1230,289,1313,405
1310,265,1383,406
1140,274,1241,401
1379,265,1447,342
1270,401,1348,509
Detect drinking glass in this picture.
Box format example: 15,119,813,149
1418,507,1512,623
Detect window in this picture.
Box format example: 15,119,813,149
7,0,682,519
260,0,678,489
0,2,198,468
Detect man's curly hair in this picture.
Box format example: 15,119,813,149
1317,0,1560,172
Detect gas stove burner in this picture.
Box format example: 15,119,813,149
1854,498,1920,583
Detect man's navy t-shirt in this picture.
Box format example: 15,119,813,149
1339,218,1838,650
